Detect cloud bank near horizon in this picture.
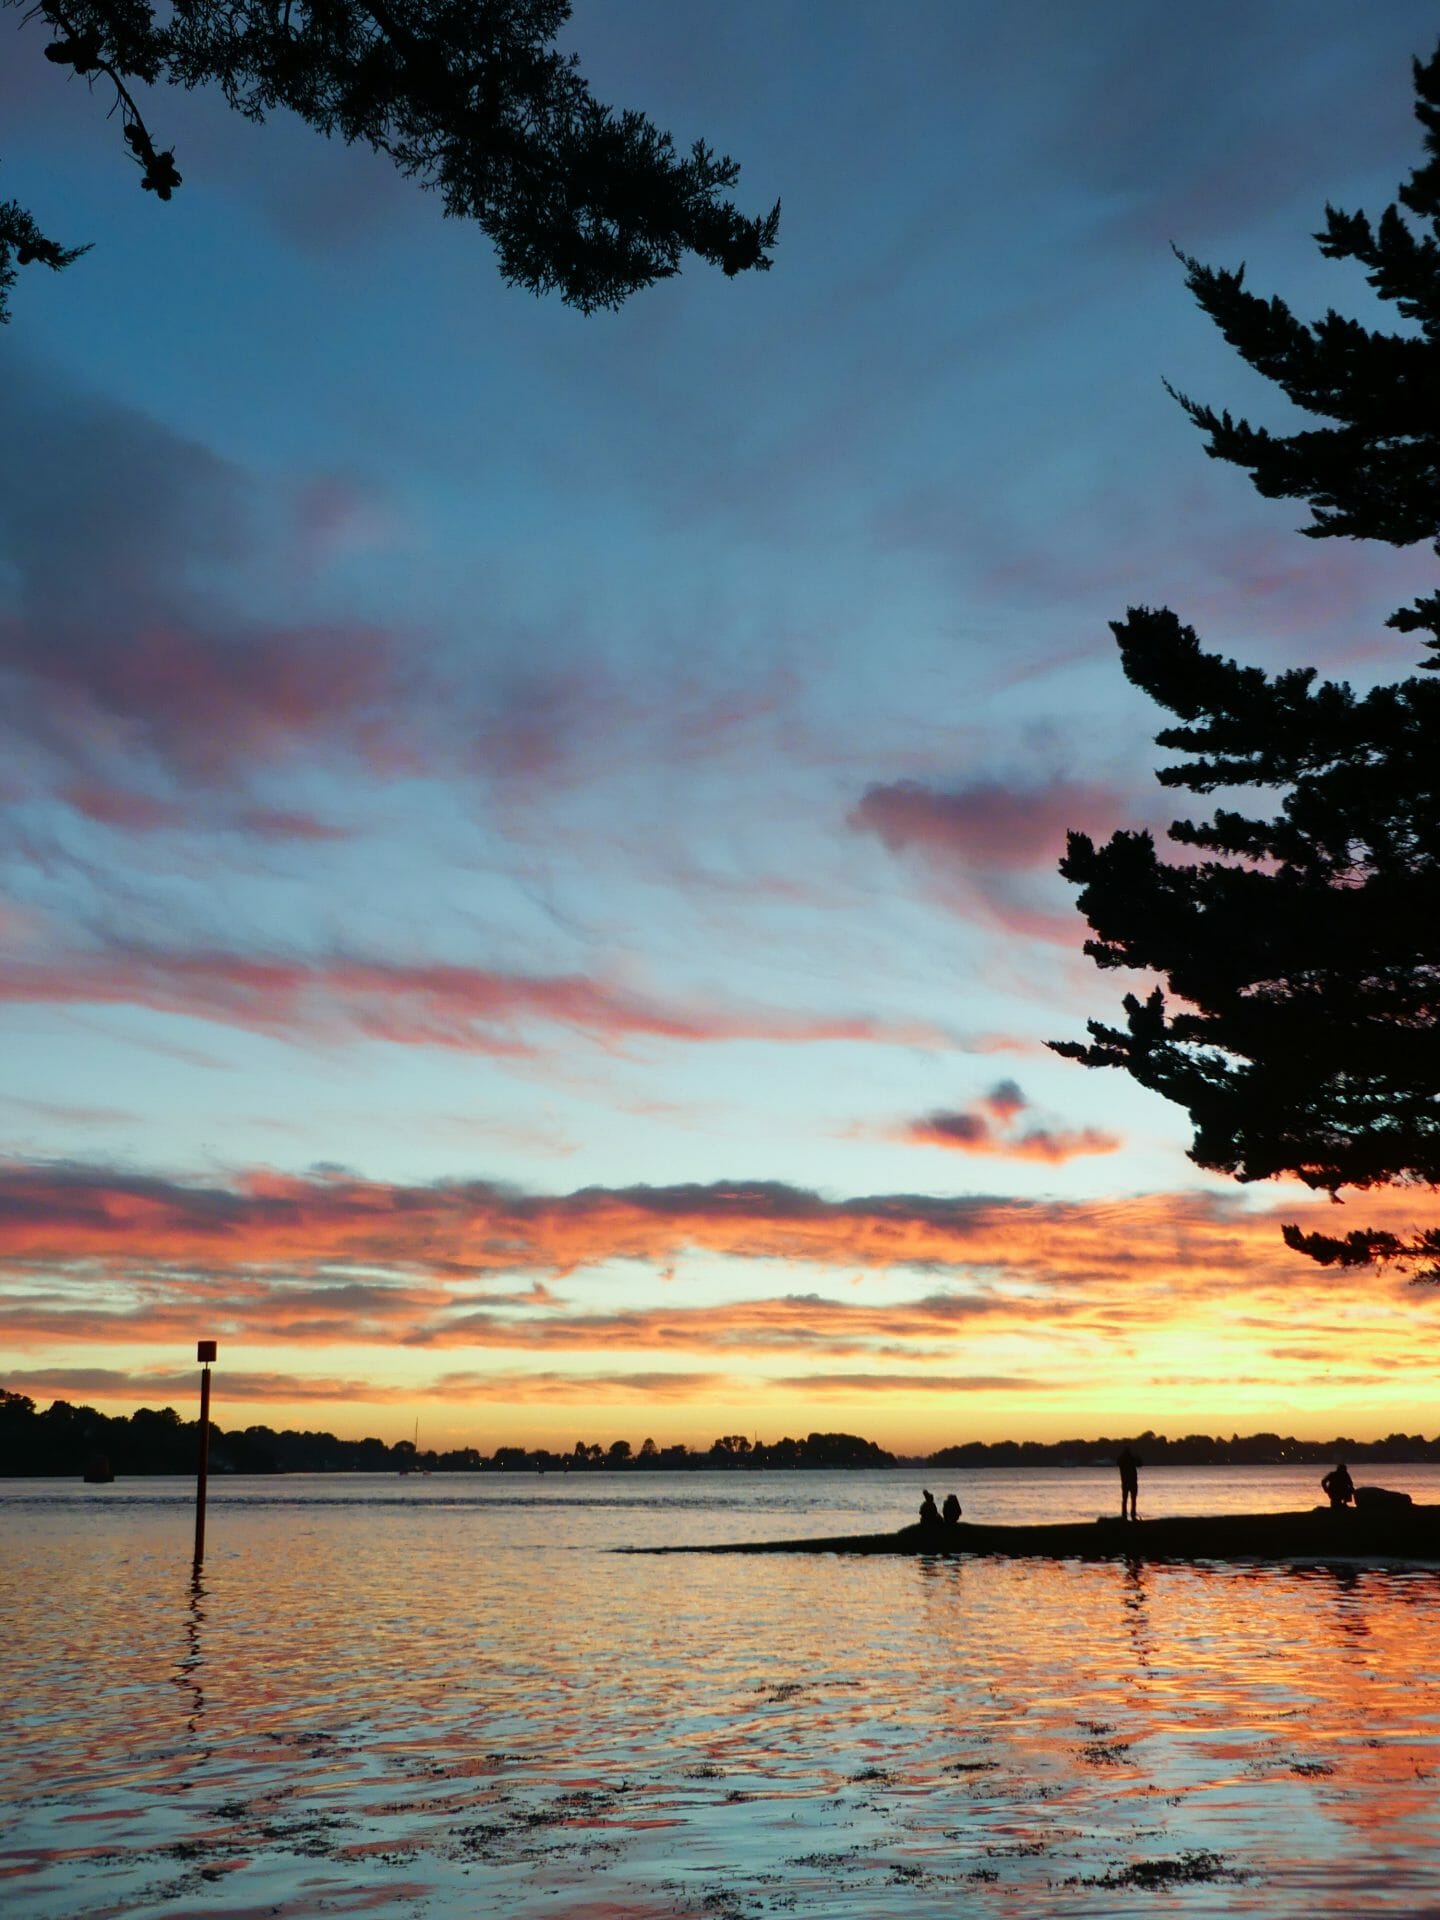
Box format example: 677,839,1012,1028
4,1157,1433,1431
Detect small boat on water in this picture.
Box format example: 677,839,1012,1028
82,1455,114,1484
628,1504,1440,1567
397,1418,432,1475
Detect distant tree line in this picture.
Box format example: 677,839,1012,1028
928,1430,1440,1469
7,1390,1440,1477
0,1390,894,1476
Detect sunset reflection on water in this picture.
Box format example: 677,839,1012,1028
4,1470,1440,1917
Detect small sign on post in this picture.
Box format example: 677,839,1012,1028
194,1341,217,1569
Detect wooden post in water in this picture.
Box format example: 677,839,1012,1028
194,1340,216,1568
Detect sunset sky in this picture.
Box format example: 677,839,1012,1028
3,0,1437,1454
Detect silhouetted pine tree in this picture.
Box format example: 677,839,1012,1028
0,0,778,319
1054,43,1440,1277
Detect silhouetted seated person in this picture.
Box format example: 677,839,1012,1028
941,1492,962,1528
918,1489,941,1530
1321,1462,1355,1509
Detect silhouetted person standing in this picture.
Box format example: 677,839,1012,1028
918,1489,941,1529
941,1492,962,1528
1117,1445,1141,1521
1321,1461,1355,1509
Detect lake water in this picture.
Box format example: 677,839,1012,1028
5,1465,1440,1918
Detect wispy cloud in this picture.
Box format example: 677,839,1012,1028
407,1288,1082,1357
0,944,950,1056
431,1369,735,1403
2,1364,733,1405
771,1371,1050,1395
4,1098,137,1127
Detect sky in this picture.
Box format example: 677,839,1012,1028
2,0,1438,1455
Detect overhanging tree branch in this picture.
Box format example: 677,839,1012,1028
1,0,779,319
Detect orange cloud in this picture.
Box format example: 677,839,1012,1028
431,1370,736,1403
0,1158,1245,1282
0,1159,1377,1283
7,1160,1436,1445
3,1158,1432,1367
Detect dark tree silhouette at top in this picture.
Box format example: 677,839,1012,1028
0,0,779,320
1053,43,1440,1278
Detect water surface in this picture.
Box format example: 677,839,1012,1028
5,1466,1440,1917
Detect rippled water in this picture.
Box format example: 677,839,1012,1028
5,1467,1440,1917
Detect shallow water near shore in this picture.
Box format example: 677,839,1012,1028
5,1465,1440,1917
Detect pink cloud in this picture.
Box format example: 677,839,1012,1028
4,604,407,788
847,774,1149,946
900,1079,1122,1163
0,943,951,1056
906,1121,1121,1159
4,1098,136,1126
56,781,355,845
0,370,428,802
905,1111,1121,1164
233,806,352,842
59,784,189,832
850,777,1128,872
292,474,399,577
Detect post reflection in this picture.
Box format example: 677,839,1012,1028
173,1572,206,1732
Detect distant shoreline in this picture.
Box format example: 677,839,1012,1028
10,1456,1440,1483
7,1386,1439,1478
